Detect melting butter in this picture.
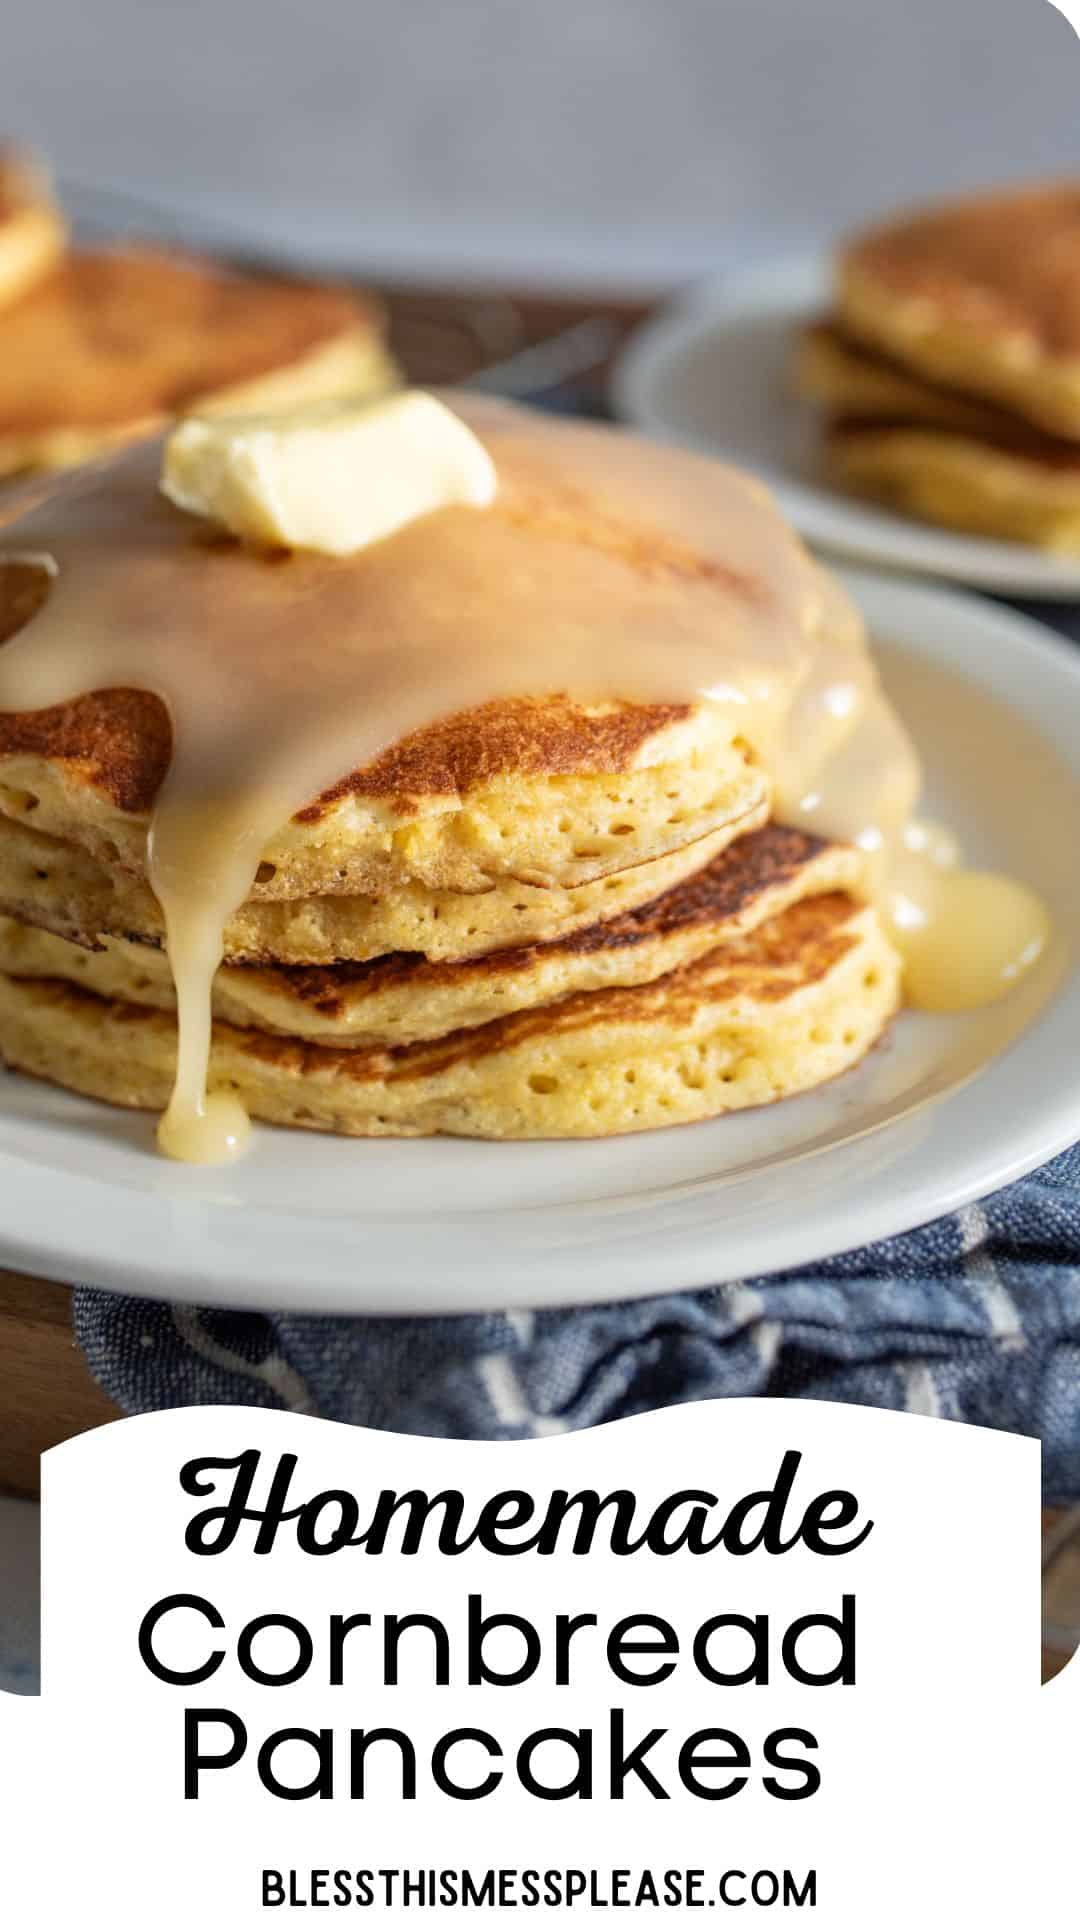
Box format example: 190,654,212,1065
0,395,1050,1163
162,391,497,555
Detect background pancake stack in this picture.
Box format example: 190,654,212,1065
0,146,396,478
795,182,1080,550
0,607,900,1139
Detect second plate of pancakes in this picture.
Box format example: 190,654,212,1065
614,254,1080,599
0,565,1078,1313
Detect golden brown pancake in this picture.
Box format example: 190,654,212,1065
794,320,1010,434
0,147,66,310
0,810,759,965
0,824,860,1045
0,680,768,899
824,417,1080,550
0,247,396,475
0,393,913,1150
839,183,1080,438
0,890,901,1138
0,394,831,903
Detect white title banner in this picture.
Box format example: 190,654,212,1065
0,1400,1075,1916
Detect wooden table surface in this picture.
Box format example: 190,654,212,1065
0,274,1075,1683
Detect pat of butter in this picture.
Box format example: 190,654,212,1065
160,391,497,555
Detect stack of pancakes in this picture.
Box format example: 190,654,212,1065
796,182,1080,550
0,145,395,477
0,638,900,1144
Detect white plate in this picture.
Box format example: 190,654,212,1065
0,569,1079,1315
613,255,1080,601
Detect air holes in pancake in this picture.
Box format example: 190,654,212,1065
255,862,277,885
863,970,880,989
810,1026,830,1046
842,1030,856,1047
678,1064,705,1090
610,823,635,837
0,560,52,647
527,1073,559,1095
1,788,39,816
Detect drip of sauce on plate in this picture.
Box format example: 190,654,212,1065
887,822,1051,1014
0,395,1049,1162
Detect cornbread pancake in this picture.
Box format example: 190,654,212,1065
0,148,66,310
0,248,396,476
0,810,756,965
800,223,1080,544
0,891,900,1138
0,402,850,902
0,389,1044,1158
794,321,1009,435
824,418,1080,550
0,685,770,898
0,825,859,1046
839,183,1080,439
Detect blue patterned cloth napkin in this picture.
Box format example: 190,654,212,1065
75,1142,1080,1501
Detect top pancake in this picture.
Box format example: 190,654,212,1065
0,401,841,896
0,247,396,474
839,183,1080,438
0,147,66,311
0,684,765,899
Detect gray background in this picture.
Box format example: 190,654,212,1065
5,0,1080,282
